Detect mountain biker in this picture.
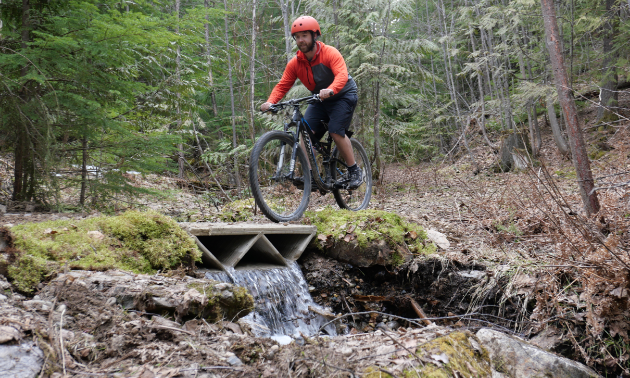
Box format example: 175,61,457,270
260,16,362,190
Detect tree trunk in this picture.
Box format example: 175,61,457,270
373,80,382,181
175,0,184,179
546,94,570,156
469,25,497,150
514,30,537,156
332,0,340,49
439,0,477,170
224,0,240,192
279,0,292,62
596,0,618,122
79,136,88,206
13,0,31,201
541,0,600,215
205,0,218,117
249,0,257,143
524,29,543,154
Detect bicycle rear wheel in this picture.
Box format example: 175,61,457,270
249,131,311,222
331,138,372,211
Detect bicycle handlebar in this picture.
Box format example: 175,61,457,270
261,94,322,113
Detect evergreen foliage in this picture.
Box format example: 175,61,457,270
0,0,628,200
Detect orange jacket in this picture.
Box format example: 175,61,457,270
267,42,356,104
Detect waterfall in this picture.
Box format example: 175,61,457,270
205,261,335,342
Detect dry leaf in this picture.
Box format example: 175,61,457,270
405,231,418,240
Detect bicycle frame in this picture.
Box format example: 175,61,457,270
272,95,349,192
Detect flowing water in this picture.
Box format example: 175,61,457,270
204,262,335,342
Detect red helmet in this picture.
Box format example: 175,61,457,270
291,16,321,37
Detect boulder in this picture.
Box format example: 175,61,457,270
425,229,450,250
0,341,44,378
305,208,436,268
476,328,600,378
41,270,254,323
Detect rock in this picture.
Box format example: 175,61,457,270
458,270,486,279
215,283,230,291
476,328,600,378
530,326,565,352
87,230,105,240
152,316,181,328
22,300,54,312
386,320,400,330
220,321,243,335
0,294,7,301
0,276,11,291
225,353,243,366
324,238,393,267
220,290,234,300
0,341,45,378
0,326,20,343
0,204,6,214
41,271,254,323
425,229,450,249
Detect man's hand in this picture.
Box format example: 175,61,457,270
260,102,273,112
319,89,334,100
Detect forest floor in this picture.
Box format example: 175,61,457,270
1,97,630,377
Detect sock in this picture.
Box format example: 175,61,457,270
348,164,358,172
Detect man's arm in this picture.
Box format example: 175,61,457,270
326,47,349,95
266,59,298,104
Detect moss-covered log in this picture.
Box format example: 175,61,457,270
303,208,436,268
1,211,202,293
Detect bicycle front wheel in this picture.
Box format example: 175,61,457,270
249,131,311,222
331,138,372,211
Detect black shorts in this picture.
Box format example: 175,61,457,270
302,91,358,141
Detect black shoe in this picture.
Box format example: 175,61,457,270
293,175,318,192
347,167,363,190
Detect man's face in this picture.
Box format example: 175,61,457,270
294,31,315,53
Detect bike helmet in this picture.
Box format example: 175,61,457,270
291,16,321,37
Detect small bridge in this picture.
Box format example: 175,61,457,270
179,223,316,272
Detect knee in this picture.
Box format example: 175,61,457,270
330,132,345,141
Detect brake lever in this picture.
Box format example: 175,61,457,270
262,105,280,114
307,94,322,104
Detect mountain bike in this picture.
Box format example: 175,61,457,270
249,94,372,223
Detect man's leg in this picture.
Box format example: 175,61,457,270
322,92,362,189
330,133,355,167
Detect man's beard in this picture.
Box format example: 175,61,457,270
299,38,316,53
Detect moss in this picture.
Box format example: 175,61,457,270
303,207,436,255
588,148,606,161
7,210,201,293
219,199,258,222
363,367,393,377
228,286,255,319
186,282,254,321
400,331,492,377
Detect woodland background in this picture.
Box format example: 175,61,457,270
0,0,628,208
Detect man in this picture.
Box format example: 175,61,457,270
260,16,362,190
